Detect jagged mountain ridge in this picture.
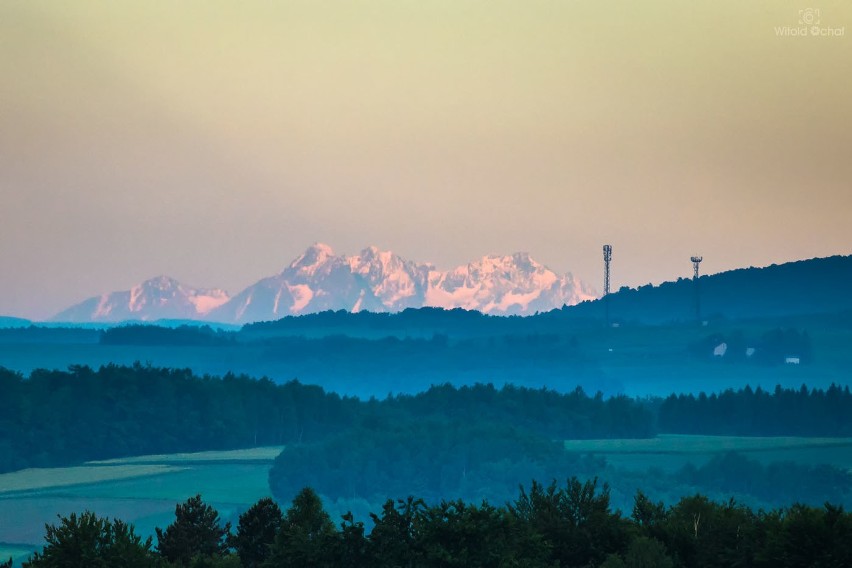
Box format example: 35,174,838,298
53,276,230,323
53,244,597,323
208,244,596,323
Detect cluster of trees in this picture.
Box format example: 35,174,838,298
0,365,652,474
269,420,605,506
385,383,653,440
17,482,852,567
673,452,851,506
270,415,852,514
241,307,502,338
658,384,852,436
101,325,235,347
0,364,359,473
4,364,851,475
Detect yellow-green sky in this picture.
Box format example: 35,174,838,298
2,1,851,318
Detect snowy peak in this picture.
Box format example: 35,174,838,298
53,276,230,322
53,245,596,324
206,245,596,323
348,246,428,309
129,276,229,316
287,242,335,274
426,251,595,315
210,245,428,323
462,253,542,281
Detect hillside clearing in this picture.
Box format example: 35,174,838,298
0,465,185,495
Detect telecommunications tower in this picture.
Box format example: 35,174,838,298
691,255,703,322
603,245,612,326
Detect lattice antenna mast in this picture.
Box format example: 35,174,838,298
691,256,703,280
603,245,612,326
691,255,703,322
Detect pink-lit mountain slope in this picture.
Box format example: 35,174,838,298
52,276,230,323
207,244,596,323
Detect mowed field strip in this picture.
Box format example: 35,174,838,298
0,447,284,496
564,435,852,473
89,446,285,465
0,447,284,560
563,435,852,454
0,465,186,494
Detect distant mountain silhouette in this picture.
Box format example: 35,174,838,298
52,276,230,323
564,255,852,323
48,253,851,325
208,243,596,322
51,244,596,323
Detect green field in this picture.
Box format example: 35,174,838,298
90,446,285,465
565,434,852,472
0,545,32,565
0,465,186,494
3,437,852,565
0,447,283,565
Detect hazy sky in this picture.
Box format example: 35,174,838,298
2,1,851,319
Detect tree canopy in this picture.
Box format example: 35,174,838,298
21,482,852,567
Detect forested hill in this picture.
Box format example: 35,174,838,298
2,364,850,474
563,254,852,323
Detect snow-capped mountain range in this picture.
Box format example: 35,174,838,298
52,244,597,323
53,276,230,323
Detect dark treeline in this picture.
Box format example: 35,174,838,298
659,383,852,436
2,364,851,474
242,306,504,337
99,322,820,375
385,383,653,440
101,325,235,346
17,482,852,568
0,365,649,474
673,452,851,506
0,364,358,473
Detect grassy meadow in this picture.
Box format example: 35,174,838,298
90,447,285,465
0,464,186,494
564,434,852,472
0,447,283,566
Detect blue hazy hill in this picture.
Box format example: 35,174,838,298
562,254,852,324
2,255,850,398
0,316,31,328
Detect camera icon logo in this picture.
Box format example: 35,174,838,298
799,8,821,25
